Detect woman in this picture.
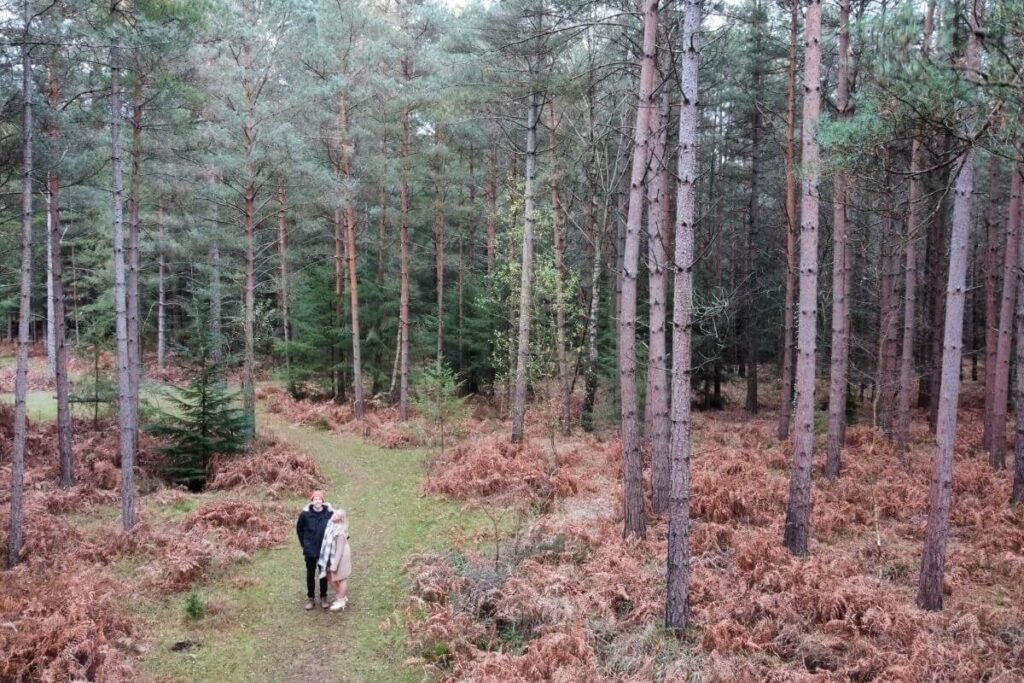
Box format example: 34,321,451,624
296,490,333,610
317,509,352,612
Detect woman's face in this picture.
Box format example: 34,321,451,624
312,495,324,510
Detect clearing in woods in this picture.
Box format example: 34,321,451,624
138,408,474,682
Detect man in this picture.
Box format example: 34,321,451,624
296,490,333,610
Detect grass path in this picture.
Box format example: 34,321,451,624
137,409,471,682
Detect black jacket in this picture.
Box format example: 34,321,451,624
296,503,334,558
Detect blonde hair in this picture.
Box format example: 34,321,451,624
331,509,347,525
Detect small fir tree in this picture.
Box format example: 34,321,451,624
149,312,249,490
412,361,469,458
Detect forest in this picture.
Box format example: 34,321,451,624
2,0,1024,679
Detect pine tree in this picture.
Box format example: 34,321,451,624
149,310,249,491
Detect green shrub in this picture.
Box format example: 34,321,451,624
184,590,206,620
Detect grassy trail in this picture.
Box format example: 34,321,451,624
137,410,467,682
2,385,464,681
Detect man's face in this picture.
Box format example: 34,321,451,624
312,495,324,510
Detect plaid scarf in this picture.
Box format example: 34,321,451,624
317,521,347,579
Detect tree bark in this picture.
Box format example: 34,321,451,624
46,198,55,376
646,83,670,514
619,0,659,539
1012,224,1024,503
778,0,799,441
990,167,1022,468
111,39,137,532
241,99,257,437
8,4,33,566
581,63,602,433
927,146,950,429
378,129,387,284
510,92,539,444
399,98,411,420
877,203,900,432
209,241,222,351
434,167,446,365
157,199,167,371
242,174,256,435
127,76,143,463
825,0,851,479
782,0,822,557
549,102,572,436
45,64,74,488
340,98,364,416
745,38,763,416
333,206,346,403
983,156,1002,451
277,179,291,383
896,138,926,456
917,0,983,611
487,142,498,276
666,0,702,631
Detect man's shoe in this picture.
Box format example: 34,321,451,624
321,596,330,610
304,599,315,610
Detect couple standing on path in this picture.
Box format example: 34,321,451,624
296,490,353,612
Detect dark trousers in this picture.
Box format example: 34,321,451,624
305,556,328,599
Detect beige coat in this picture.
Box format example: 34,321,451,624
327,529,352,581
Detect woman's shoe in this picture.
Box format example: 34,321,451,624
329,598,346,612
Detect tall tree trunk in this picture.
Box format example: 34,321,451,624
378,129,387,284
46,200,55,376
745,38,763,415
111,39,136,532
1012,225,1024,503
582,202,603,433
825,0,851,479
917,0,983,611
549,102,572,436
487,142,498,275
983,156,1002,450
778,0,799,441
434,175,445,365
333,206,346,403
646,83,670,514
209,241,222,350
399,98,411,420
782,0,822,557
510,92,539,444
341,99,364,416
666,0,702,631
243,170,257,436
127,77,143,464
927,146,950,430
240,93,258,432
157,199,167,371
277,179,291,384
581,62,602,433
896,138,926,455
990,167,1022,468
46,64,73,489
619,0,659,539
878,195,902,434
8,5,33,566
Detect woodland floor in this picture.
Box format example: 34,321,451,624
0,355,483,682
135,409,480,682
3,353,1024,681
